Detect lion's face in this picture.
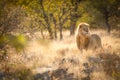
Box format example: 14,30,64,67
78,23,90,35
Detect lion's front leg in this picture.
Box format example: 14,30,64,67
76,35,80,49
76,36,83,53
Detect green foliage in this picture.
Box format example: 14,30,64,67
89,0,120,29
8,34,27,51
78,1,103,28
0,34,27,51
0,0,120,39
0,3,27,52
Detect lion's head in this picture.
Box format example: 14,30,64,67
77,22,90,36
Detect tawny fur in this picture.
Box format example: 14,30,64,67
76,22,102,51
88,34,102,50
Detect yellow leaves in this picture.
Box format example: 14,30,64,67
0,34,27,52
17,34,27,45
10,34,27,51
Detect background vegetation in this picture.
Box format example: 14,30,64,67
0,0,120,80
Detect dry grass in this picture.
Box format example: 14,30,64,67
0,29,120,80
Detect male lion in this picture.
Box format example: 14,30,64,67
76,22,102,52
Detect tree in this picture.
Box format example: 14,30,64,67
41,0,71,40
0,0,27,53
57,1,71,40
69,0,81,35
39,0,53,39
89,0,120,33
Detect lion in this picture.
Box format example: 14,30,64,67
76,22,102,52
87,34,102,50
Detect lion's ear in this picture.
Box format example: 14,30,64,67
78,24,82,29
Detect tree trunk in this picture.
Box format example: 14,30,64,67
59,23,63,40
52,15,57,39
104,10,111,33
70,0,79,36
40,0,53,39
47,23,53,39
106,19,111,33
40,29,45,39
54,25,57,39
70,21,76,35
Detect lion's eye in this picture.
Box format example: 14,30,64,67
83,28,86,30
83,27,88,32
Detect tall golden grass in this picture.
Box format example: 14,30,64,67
1,29,120,80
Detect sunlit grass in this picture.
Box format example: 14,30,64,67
1,29,120,80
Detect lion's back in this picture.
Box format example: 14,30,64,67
88,34,102,50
